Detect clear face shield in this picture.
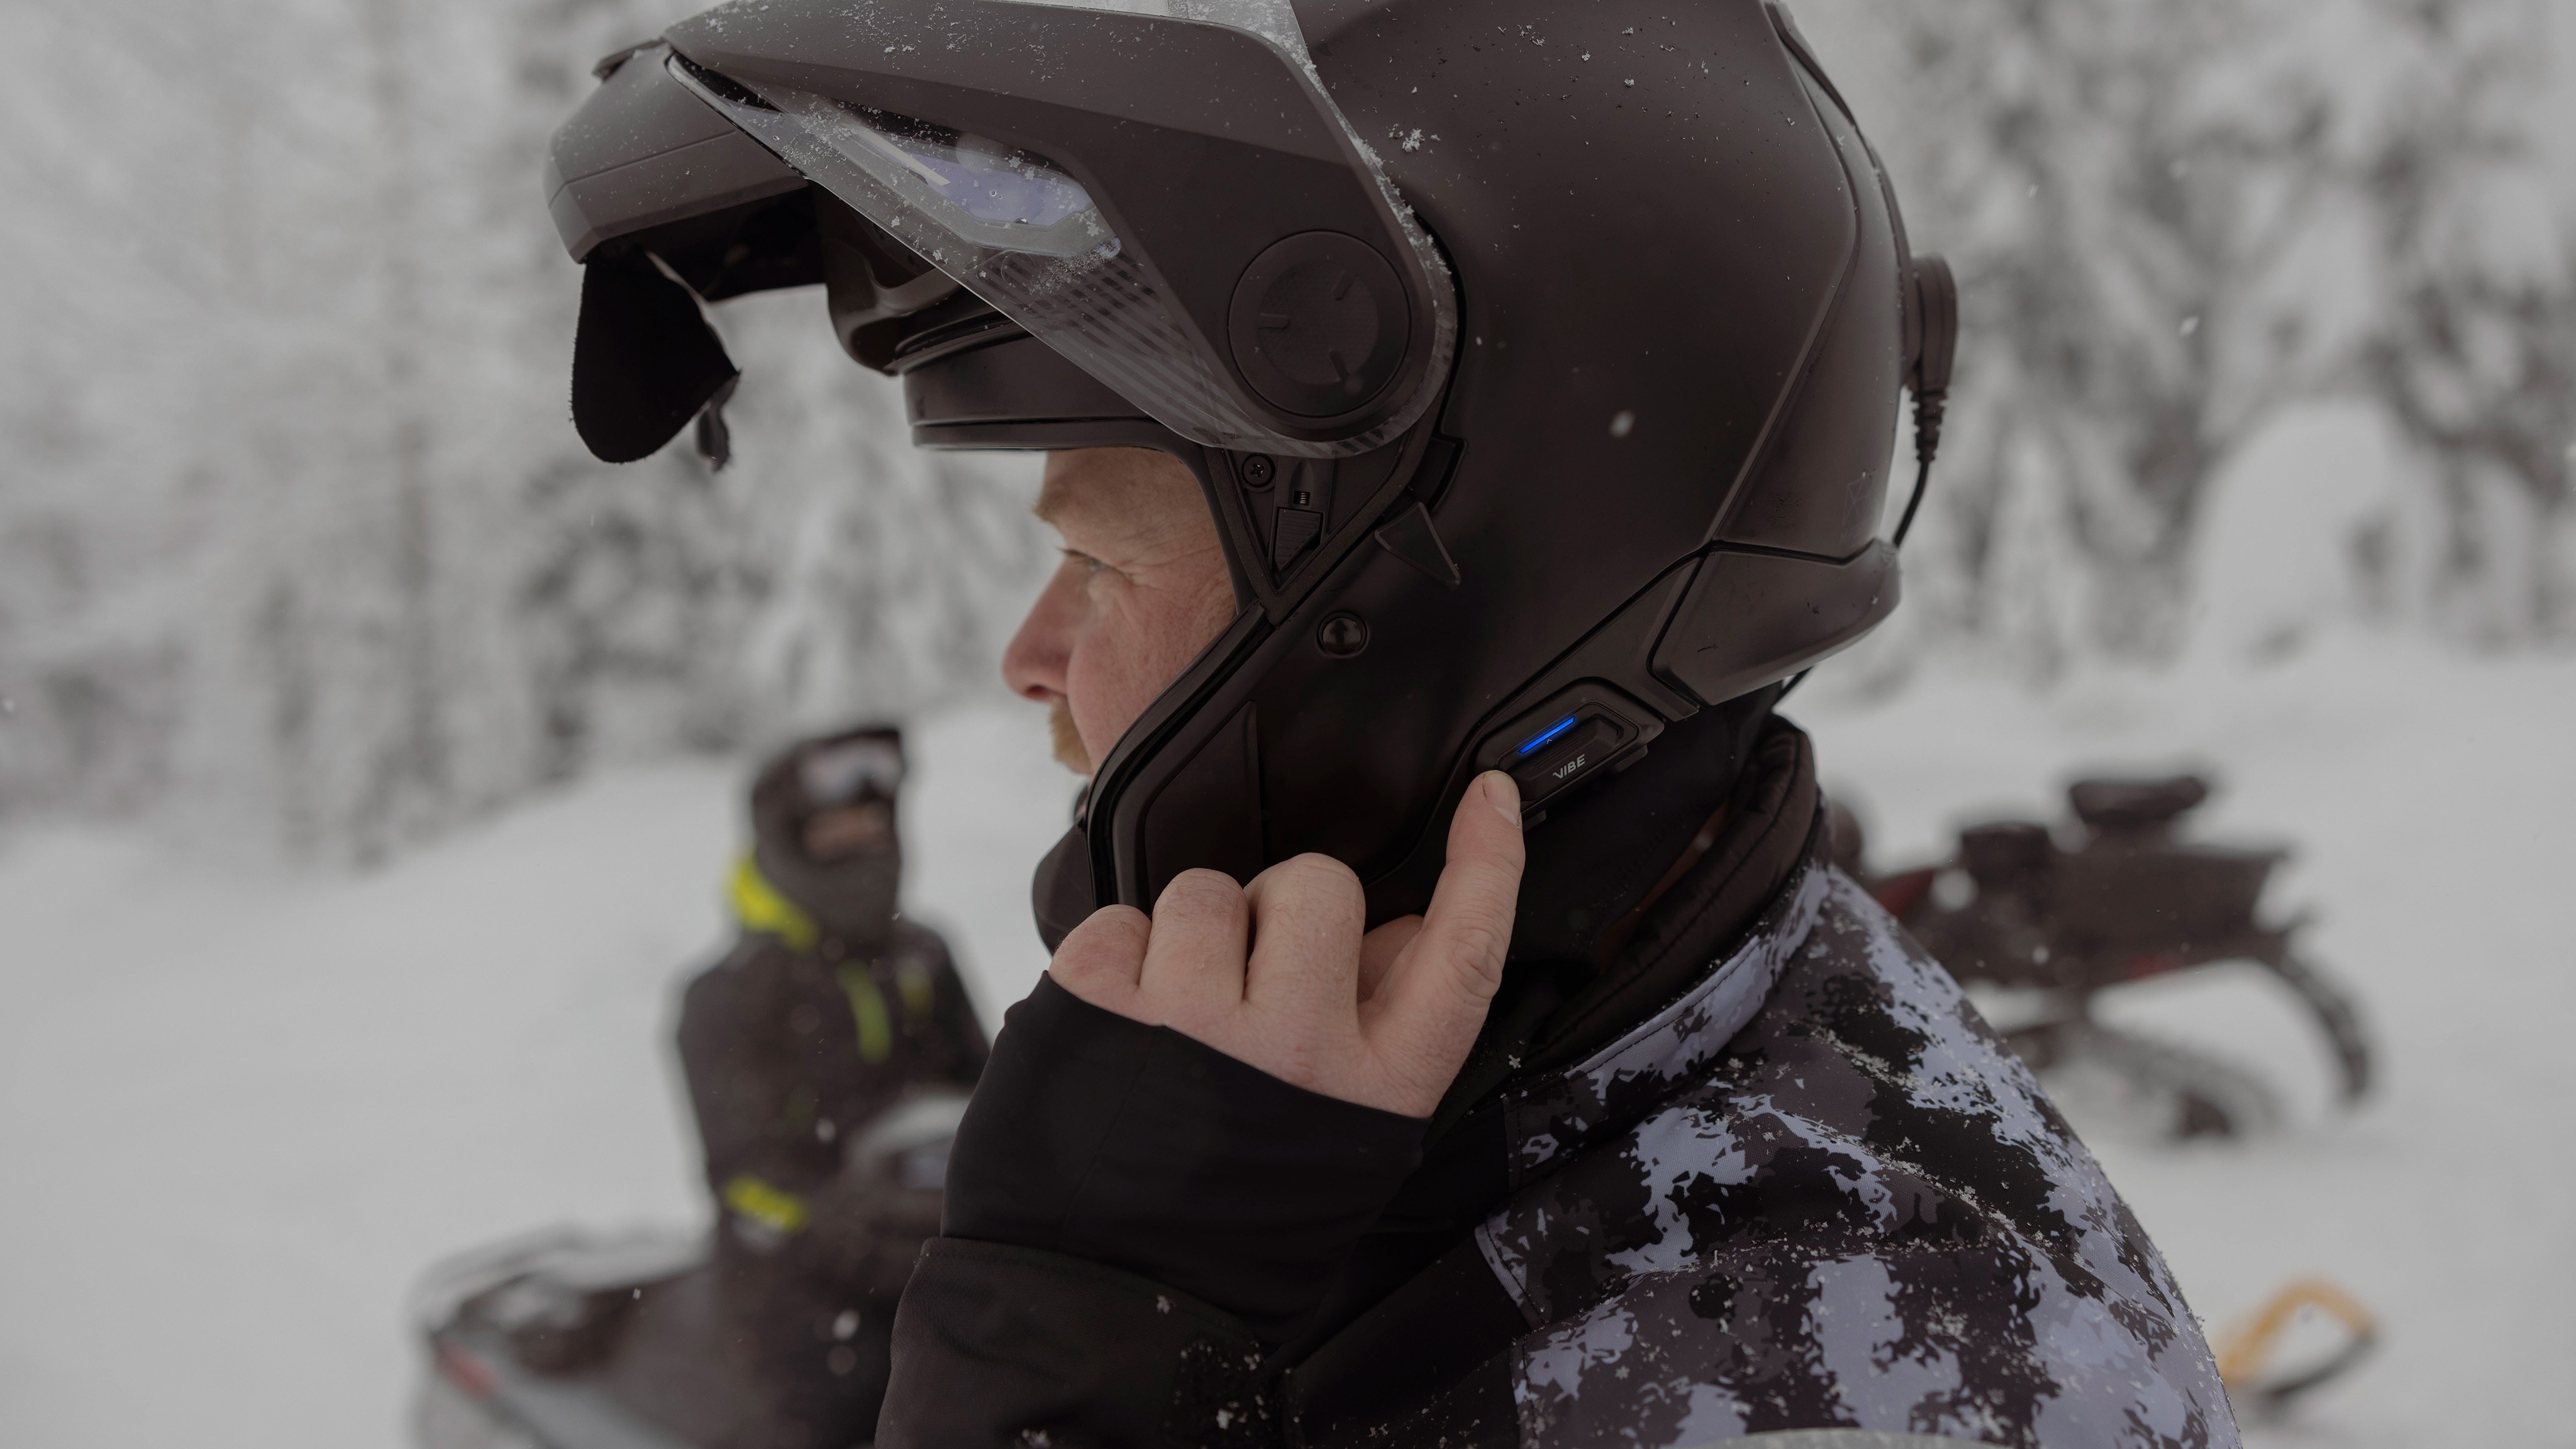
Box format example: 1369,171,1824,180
661,0,1457,458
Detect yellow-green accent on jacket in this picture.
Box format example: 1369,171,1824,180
728,852,818,952
721,1174,809,1236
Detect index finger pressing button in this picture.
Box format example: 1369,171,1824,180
1507,715,1622,807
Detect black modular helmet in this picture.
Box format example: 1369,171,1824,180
548,0,1956,944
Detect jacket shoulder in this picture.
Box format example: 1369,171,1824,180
1484,873,2239,1449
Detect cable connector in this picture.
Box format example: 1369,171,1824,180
1776,254,1958,704
1891,255,1957,548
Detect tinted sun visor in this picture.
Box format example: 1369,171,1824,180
660,0,1455,457
902,330,1159,448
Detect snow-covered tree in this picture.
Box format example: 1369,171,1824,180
0,0,1050,858
1813,0,2572,676
5,0,2568,852
2353,0,2576,640
1863,0,2375,669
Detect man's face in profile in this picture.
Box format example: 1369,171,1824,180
1001,447,1239,776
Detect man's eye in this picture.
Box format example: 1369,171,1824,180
1063,549,1111,579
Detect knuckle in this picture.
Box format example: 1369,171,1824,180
1270,852,1363,899
1096,902,1153,935
1266,857,1367,933
1443,922,1511,980
1156,868,1246,919
1292,852,1364,887
1451,925,1504,968
1058,904,1149,960
1052,961,1123,1009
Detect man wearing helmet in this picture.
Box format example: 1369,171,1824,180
548,2,2237,1445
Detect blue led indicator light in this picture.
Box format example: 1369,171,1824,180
1516,713,1580,757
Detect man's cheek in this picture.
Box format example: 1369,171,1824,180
1060,642,1126,766
1098,645,1179,762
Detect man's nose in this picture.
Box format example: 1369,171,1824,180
1001,563,1082,702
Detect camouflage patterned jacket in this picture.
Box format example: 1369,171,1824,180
1467,860,2237,1446
887,835,2235,1448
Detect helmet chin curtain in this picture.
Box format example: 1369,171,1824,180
572,250,740,465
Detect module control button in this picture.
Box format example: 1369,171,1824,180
1507,716,1621,805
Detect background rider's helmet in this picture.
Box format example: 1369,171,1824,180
548,0,1954,943
747,725,906,947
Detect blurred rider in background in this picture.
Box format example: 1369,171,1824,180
675,724,986,1449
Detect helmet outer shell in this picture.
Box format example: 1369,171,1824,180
1047,0,1914,921
541,0,1923,927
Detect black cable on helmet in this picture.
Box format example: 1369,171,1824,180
1889,386,1946,549
1778,255,1955,702
1890,257,1957,550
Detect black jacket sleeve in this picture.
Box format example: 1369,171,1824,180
879,977,1428,1447
882,1240,1275,1449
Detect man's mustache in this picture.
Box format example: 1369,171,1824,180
1048,700,1091,777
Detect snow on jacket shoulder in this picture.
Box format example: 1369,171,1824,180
882,857,2237,1449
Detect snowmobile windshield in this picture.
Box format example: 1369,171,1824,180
663,0,1455,458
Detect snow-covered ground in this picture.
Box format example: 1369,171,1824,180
1,639,2568,1448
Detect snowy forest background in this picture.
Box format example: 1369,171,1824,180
3,0,2572,860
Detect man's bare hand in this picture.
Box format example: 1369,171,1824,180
1048,771,1526,1118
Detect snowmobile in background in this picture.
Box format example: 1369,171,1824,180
2214,1277,2380,1416
1831,775,2373,1139
413,1091,964,1449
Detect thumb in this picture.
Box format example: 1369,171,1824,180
1367,772,1525,1097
